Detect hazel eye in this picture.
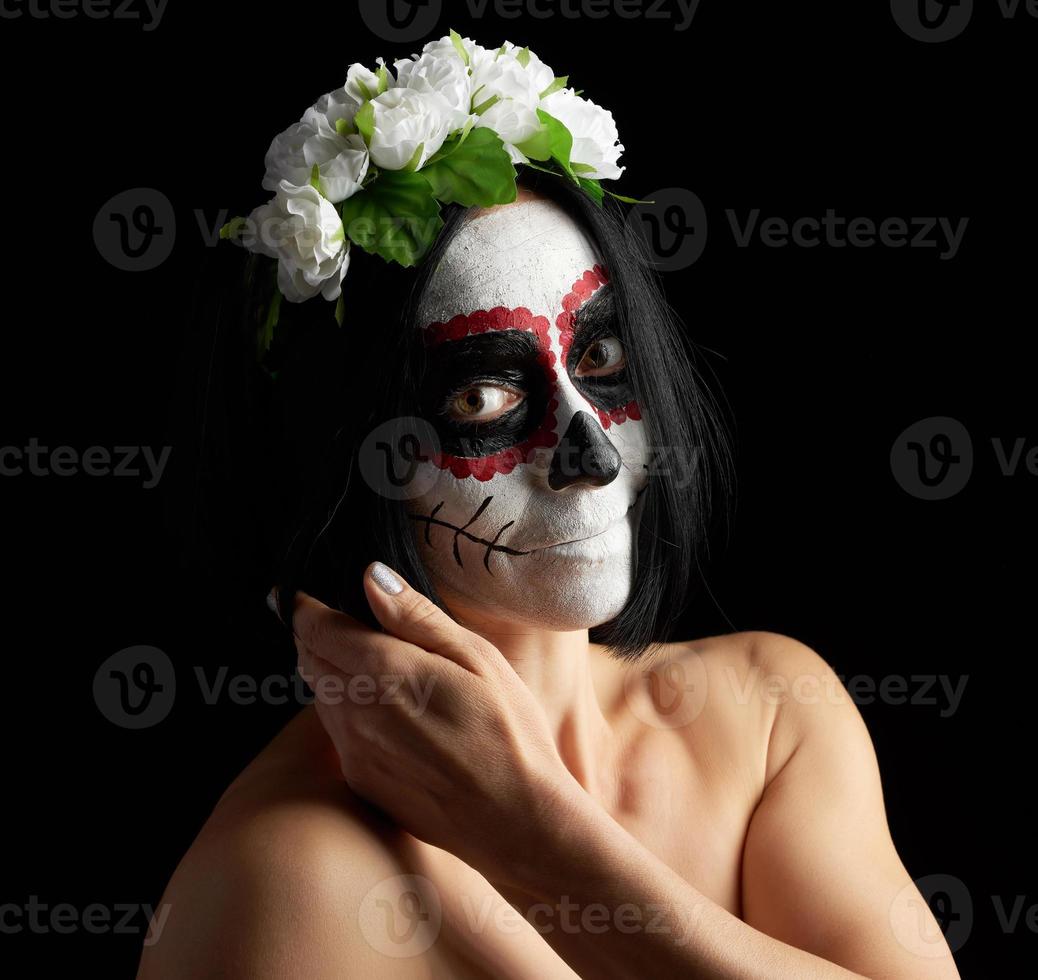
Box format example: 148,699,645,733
575,335,626,378
445,384,525,423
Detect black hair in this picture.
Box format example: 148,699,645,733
171,166,733,661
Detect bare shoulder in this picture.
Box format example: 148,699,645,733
725,638,961,976
628,630,847,786
718,630,874,787
664,627,836,683
136,708,434,980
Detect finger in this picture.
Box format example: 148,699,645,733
292,590,424,676
362,561,496,673
298,649,355,711
303,647,418,719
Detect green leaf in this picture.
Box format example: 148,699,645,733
535,108,574,175
219,216,247,241
577,177,605,207
539,75,568,99
571,162,597,176
334,117,357,137
421,127,518,208
376,63,389,94
472,93,500,115
423,137,457,169
514,128,551,162
605,189,656,205
518,160,561,176
309,164,321,192
457,115,476,143
518,160,579,188
257,288,282,359
340,169,443,267
515,46,531,68
449,29,469,66
334,293,345,327
401,141,425,172
422,118,476,169
354,101,375,144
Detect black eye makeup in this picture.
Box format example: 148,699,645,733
419,330,551,458
565,286,635,412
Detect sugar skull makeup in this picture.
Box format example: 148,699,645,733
405,192,650,631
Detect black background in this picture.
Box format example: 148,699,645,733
2,1,1034,976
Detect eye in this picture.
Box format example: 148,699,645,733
444,384,525,423
574,335,626,378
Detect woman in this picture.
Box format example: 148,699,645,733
138,167,960,978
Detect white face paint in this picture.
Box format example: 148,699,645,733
406,191,650,631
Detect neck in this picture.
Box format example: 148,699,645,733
444,597,616,798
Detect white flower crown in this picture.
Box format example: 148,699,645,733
220,29,639,353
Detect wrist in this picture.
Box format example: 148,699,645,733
507,772,621,902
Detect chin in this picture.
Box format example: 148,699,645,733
509,588,632,632
433,550,637,632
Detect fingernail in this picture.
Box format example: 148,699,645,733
370,561,403,595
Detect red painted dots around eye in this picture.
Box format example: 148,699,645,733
557,266,642,430
422,306,552,348
421,265,642,481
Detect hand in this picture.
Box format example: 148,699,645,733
288,561,591,892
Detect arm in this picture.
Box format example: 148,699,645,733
741,633,959,977
498,635,960,979
136,800,435,980
292,570,960,980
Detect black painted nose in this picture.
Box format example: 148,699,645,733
548,411,622,491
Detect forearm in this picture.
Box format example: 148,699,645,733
505,790,867,980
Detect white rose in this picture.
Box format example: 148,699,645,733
495,40,556,97
263,122,369,204
365,87,452,171
419,34,493,72
471,48,541,112
345,60,387,104
476,99,541,163
303,86,362,137
540,88,625,180
243,181,350,303
392,50,474,132
467,42,556,158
